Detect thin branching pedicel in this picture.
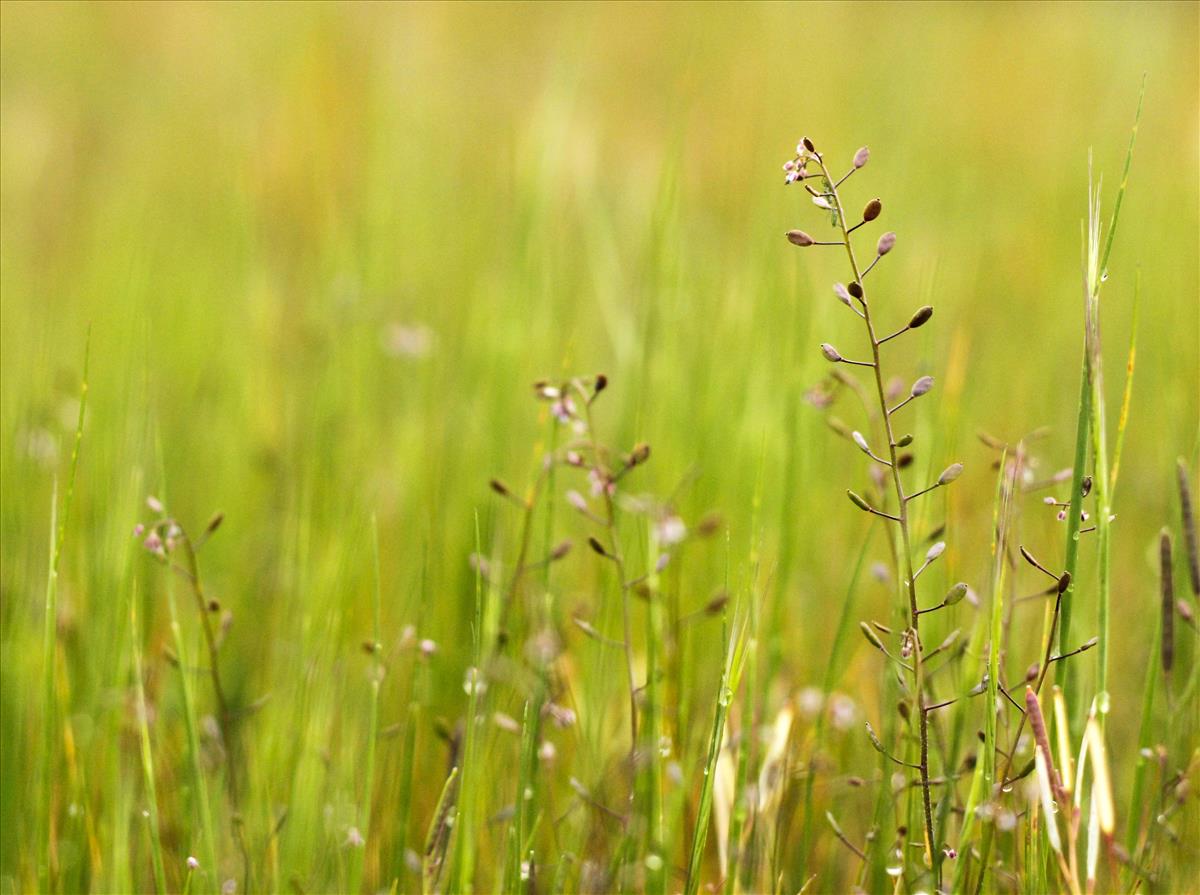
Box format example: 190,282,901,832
136,500,253,888
783,137,964,886
137,504,238,799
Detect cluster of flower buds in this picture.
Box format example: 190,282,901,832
781,137,817,184
500,375,720,610
133,495,223,560
533,374,606,433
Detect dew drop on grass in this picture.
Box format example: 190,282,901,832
718,687,733,707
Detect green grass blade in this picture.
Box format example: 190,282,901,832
797,526,874,880
1108,270,1139,500
131,583,168,895
685,611,747,895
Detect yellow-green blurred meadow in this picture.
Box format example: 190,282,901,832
2,2,1197,893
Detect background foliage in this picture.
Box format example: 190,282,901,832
2,2,1197,892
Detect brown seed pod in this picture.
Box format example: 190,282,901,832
628,442,651,466
853,146,870,169
863,198,882,222
909,306,934,329
820,343,842,362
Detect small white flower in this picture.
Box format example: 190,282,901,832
463,667,487,696
797,687,824,719
656,515,687,546
828,693,858,731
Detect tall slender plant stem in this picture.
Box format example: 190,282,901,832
179,535,239,805
580,391,639,766
813,153,938,884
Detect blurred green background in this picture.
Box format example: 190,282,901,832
2,2,1197,892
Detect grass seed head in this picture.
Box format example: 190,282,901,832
1161,528,1175,673
1178,459,1199,595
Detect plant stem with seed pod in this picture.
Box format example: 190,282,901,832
811,152,938,886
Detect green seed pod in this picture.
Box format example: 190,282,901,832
944,582,969,606
860,621,885,651
937,463,964,485
865,720,886,753
847,490,871,512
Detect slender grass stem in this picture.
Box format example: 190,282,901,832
131,584,168,895
38,334,88,894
